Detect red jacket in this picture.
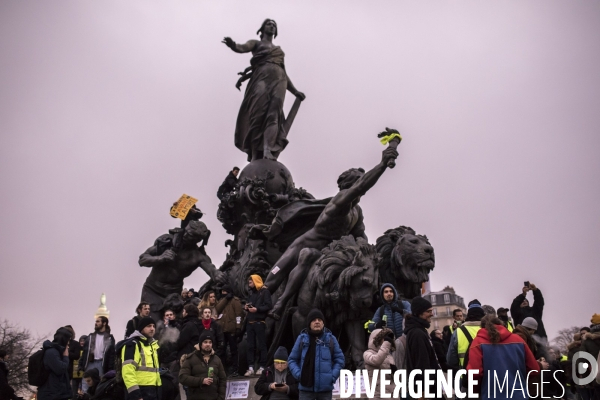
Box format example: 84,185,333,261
467,324,539,400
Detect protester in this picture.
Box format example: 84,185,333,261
177,304,203,359
217,167,240,200
513,317,540,358
288,309,344,400
79,317,115,391
466,315,540,399
77,368,100,400
71,335,87,398
363,328,396,398
447,299,485,370
179,330,227,400
404,297,441,397
367,283,411,338
215,285,243,377
125,302,151,339
429,329,450,371
199,291,218,320
0,347,22,400
37,327,72,400
443,308,464,346
156,308,181,373
199,307,225,356
255,346,299,400
61,325,83,398
244,275,273,376
120,317,161,400
510,282,547,340
496,307,514,332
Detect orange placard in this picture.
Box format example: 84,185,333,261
170,194,198,220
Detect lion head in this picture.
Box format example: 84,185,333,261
376,226,434,299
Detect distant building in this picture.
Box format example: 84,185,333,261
422,286,466,332
94,293,110,320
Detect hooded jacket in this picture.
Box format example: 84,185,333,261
37,340,71,400
510,289,547,338
466,324,540,400
215,295,243,334
288,328,344,393
363,328,395,397
120,331,161,400
179,349,227,400
177,316,203,358
367,284,411,337
246,275,273,322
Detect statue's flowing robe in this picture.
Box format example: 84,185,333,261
235,46,288,161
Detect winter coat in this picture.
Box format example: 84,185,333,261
581,331,600,362
0,360,18,400
215,296,243,334
393,335,407,370
125,316,142,339
217,171,238,200
430,335,450,371
177,316,204,358
254,365,299,400
510,289,547,338
466,324,540,400
246,287,273,322
404,315,440,398
80,331,116,373
37,340,71,400
367,284,411,337
198,320,225,351
446,320,481,369
67,338,82,379
288,328,345,393
179,350,227,400
363,329,395,397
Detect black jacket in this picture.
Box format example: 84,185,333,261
67,339,82,379
80,332,116,373
430,336,450,371
37,341,71,400
510,289,547,338
404,315,441,398
0,360,19,400
254,365,299,400
125,316,141,339
177,317,203,358
246,288,273,322
217,172,238,200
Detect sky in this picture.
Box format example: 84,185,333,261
1,1,599,343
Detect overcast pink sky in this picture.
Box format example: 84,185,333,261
1,1,599,342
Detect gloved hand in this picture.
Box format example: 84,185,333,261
375,320,386,330
383,332,395,344
226,292,234,300
390,303,403,314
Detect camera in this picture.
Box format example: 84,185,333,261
524,281,530,287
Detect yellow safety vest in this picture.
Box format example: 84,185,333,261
121,337,161,394
457,325,482,367
73,350,84,379
506,321,514,332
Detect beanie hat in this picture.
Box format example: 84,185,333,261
306,308,325,328
199,330,214,345
465,299,485,321
521,317,538,331
273,346,289,362
411,297,432,318
250,274,264,290
591,313,600,325
468,299,482,309
137,317,156,332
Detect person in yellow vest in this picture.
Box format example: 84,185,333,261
446,299,485,369
497,307,514,332
120,317,161,400
443,309,464,347
71,335,87,399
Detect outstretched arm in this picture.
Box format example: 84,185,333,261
333,146,398,208
222,37,257,53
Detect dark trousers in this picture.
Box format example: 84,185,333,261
71,378,81,399
224,332,239,369
246,321,267,368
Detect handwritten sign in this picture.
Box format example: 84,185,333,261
170,194,198,220
226,380,250,399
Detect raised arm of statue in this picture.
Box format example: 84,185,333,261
138,246,176,268
199,258,227,284
332,146,399,210
222,37,258,53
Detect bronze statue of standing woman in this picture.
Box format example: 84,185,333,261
223,19,305,162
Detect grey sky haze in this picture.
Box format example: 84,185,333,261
1,1,599,342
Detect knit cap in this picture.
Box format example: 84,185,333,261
521,317,538,331
411,297,432,318
591,313,600,325
273,346,289,362
306,308,325,328
137,317,156,332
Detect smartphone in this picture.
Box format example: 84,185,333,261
275,384,285,387
524,281,530,287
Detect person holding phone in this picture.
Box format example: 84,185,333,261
254,346,299,400
510,281,547,340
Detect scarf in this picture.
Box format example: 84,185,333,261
202,319,211,330
300,329,322,388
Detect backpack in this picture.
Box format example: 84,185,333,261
28,347,49,387
114,338,142,385
299,334,336,359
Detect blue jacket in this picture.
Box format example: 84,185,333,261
288,328,345,393
37,341,71,400
368,283,411,337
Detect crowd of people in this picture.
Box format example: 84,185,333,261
1,281,599,400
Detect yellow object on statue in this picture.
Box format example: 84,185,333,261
380,133,402,145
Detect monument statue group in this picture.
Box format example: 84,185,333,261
137,19,435,369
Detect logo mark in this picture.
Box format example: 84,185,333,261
572,351,599,385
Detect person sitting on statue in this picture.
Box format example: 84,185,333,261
217,167,240,200
138,220,225,322
261,145,399,320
